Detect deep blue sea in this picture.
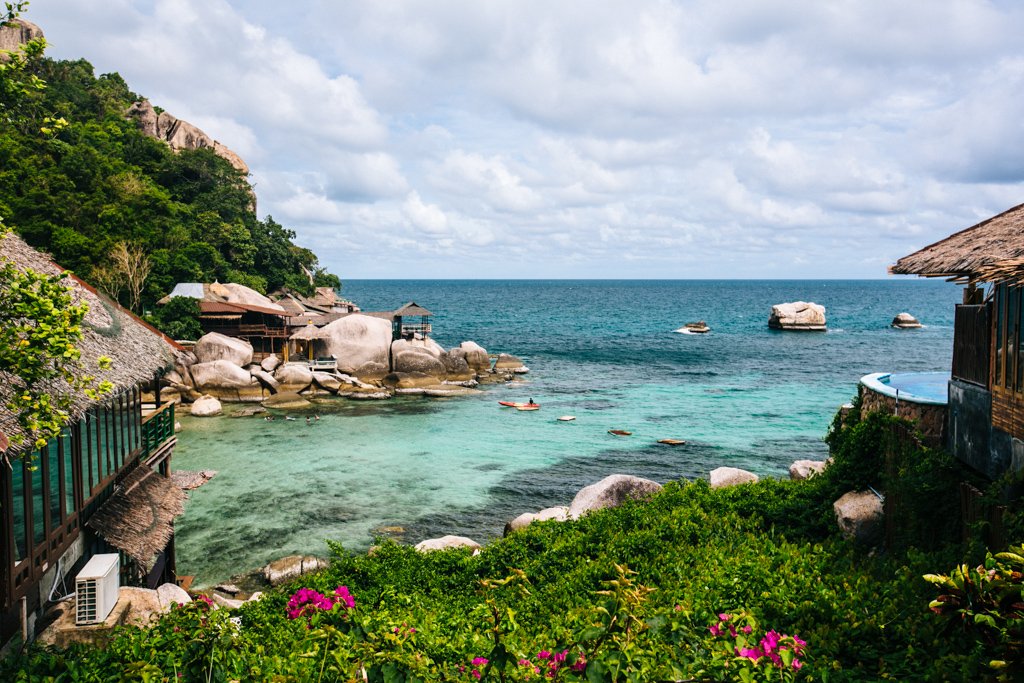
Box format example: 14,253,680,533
174,280,960,585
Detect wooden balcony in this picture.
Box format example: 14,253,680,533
142,402,176,470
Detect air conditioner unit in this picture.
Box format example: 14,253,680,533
75,553,120,625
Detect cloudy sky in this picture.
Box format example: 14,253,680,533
26,0,1024,279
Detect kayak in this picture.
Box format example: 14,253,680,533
658,438,687,445
499,401,541,409
608,429,632,436
557,415,576,422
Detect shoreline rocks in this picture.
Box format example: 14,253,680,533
891,312,922,329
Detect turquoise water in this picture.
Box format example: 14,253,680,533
174,280,961,584
867,371,951,404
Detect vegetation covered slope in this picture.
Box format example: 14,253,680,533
4,410,1013,682
0,37,339,313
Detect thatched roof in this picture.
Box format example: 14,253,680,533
394,301,432,317
0,233,178,457
290,323,330,341
891,202,1024,283
86,464,186,568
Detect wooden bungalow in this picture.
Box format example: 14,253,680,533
891,201,1024,479
0,233,183,647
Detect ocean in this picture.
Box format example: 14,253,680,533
173,279,961,585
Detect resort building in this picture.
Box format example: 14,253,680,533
0,233,183,647
892,202,1024,479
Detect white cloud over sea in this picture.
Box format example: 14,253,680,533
28,0,1024,278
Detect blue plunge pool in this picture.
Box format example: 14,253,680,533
859,372,950,405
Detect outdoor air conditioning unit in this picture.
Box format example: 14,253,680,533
75,553,120,625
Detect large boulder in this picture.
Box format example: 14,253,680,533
891,312,923,329
260,354,282,373
311,371,343,393
120,587,163,628
250,369,280,392
263,555,329,586
833,491,884,545
768,302,827,331
392,337,445,358
789,459,828,481
504,506,569,535
194,332,254,366
568,474,662,519
709,467,759,488
263,392,312,409
156,583,192,610
190,360,256,389
392,345,447,376
414,535,481,553
274,363,314,389
458,341,491,373
441,352,474,381
190,395,223,417
353,361,389,383
0,18,44,56
319,315,393,374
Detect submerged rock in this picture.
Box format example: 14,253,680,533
262,392,312,409
768,302,827,331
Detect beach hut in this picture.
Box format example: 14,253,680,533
0,233,184,647
891,201,1024,479
288,323,335,369
393,302,433,340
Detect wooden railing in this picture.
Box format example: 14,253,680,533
142,402,176,467
952,304,990,387
399,323,432,337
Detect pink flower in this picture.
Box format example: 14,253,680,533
471,657,489,667
709,624,722,636
518,659,531,667
472,671,481,680
741,625,752,634
334,585,355,609
736,647,762,662
793,659,803,670
537,650,551,660
718,613,731,622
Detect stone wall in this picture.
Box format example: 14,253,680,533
859,385,946,446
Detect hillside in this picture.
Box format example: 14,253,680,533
0,18,338,314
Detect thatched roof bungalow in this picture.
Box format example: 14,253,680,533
892,202,1024,480
0,232,183,647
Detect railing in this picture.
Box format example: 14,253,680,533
307,358,337,371
142,402,176,465
399,323,432,337
204,324,291,338
952,304,990,387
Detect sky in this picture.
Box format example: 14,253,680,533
24,0,1024,279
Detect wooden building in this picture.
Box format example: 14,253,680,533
0,233,183,647
392,302,433,339
892,202,1024,478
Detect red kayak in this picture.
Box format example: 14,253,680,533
499,401,540,409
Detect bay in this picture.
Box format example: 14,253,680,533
174,279,960,584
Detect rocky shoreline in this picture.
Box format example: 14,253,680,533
147,315,528,413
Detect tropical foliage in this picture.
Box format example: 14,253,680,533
0,13,339,317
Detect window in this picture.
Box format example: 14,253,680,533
62,429,75,516
12,459,26,562
48,438,61,525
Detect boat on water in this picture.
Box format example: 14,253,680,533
608,429,632,436
675,320,711,334
658,438,686,445
557,415,576,422
499,400,540,409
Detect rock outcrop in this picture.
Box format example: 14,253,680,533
414,535,481,553
0,18,43,57
190,360,256,389
126,100,249,175
891,312,922,329
568,474,662,519
156,583,192,610
263,555,328,586
194,332,254,367
768,302,826,331
392,344,447,376
789,459,828,481
458,341,491,373
833,490,884,545
320,314,393,374
709,467,759,488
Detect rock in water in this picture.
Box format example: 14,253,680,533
568,474,662,519
709,467,759,488
262,392,312,409
891,312,922,329
263,555,328,586
194,332,254,366
190,395,222,417
458,341,491,373
768,302,827,331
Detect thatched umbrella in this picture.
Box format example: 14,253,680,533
289,323,329,362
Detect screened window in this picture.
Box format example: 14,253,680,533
12,459,26,562
62,429,75,515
